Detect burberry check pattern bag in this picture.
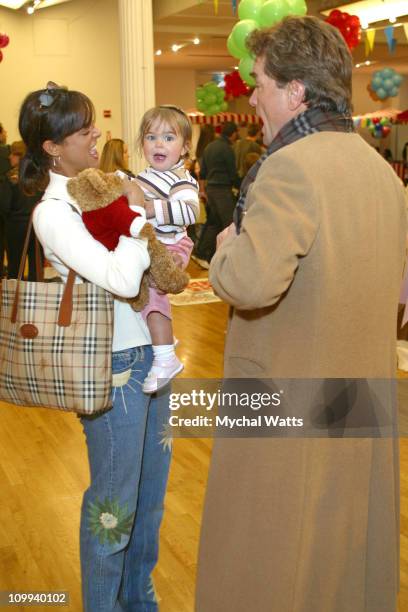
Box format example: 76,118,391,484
0,214,114,415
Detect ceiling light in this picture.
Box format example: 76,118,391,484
27,5,34,13
0,1,26,7
193,37,200,45
155,49,162,56
322,0,408,26
171,44,181,52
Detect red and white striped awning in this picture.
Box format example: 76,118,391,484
188,112,261,125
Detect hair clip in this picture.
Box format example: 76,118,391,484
39,92,54,108
38,81,64,108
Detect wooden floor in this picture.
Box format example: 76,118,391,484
0,261,407,611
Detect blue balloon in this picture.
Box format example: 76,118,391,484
376,88,387,100
372,76,383,90
390,87,398,97
393,74,403,85
381,67,393,78
383,78,394,91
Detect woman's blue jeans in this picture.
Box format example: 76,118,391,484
79,346,171,611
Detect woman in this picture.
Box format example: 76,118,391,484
99,137,134,177
0,140,42,280
19,84,171,612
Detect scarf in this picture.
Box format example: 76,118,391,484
233,108,355,233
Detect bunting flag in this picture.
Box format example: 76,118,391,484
366,29,376,54
384,25,397,53
403,23,408,43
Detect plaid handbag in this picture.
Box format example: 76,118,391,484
0,215,114,415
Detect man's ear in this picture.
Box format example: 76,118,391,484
287,80,306,111
42,139,60,157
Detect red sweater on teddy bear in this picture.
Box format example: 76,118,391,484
81,195,141,251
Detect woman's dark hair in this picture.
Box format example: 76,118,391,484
195,124,215,162
18,85,95,194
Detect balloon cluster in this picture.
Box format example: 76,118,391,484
369,68,403,101
0,33,10,63
227,0,307,86
369,117,392,139
224,70,250,98
354,115,393,139
325,10,361,50
196,81,228,116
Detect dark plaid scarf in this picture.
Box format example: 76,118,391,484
233,108,355,233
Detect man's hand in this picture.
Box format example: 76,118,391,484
216,222,237,250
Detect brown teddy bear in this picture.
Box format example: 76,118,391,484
67,168,189,310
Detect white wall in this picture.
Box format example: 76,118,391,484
0,0,121,148
154,68,196,111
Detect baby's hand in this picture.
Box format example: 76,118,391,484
122,180,145,207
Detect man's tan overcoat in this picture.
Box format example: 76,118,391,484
197,132,407,612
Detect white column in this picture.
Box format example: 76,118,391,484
118,0,155,174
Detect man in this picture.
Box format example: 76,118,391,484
192,121,240,268
0,123,11,277
233,123,263,178
196,16,406,612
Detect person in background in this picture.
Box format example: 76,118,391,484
196,16,406,612
384,148,393,163
233,123,264,179
0,140,42,280
241,150,261,178
99,137,134,177
19,83,171,612
192,121,240,269
0,122,10,277
195,124,216,164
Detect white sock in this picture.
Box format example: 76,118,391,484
152,344,176,363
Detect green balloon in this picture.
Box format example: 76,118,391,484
220,101,229,112
259,0,290,26
239,56,255,87
238,0,264,22
197,100,207,112
286,0,307,16
208,104,220,115
216,88,225,101
231,19,258,54
204,93,217,105
205,81,219,90
196,87,205,98
227,32,248,59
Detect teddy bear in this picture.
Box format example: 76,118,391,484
67,168,189,310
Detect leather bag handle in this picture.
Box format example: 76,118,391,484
10,208,76,327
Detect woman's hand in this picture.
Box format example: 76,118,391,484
122,179,145,207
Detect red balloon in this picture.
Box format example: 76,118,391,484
0,50,3,63
382,126,391,137
0,33,9,48
325,10,361,50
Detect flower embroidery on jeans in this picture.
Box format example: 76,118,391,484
88,497,134,545
159,424,173,452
